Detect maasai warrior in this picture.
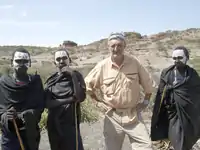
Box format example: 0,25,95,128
0,47,45,150
85,32,154,150
44,49,86,150
151,46,200,150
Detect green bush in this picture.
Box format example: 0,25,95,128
39,97,100,130
80,97,100,123
39,109,48,130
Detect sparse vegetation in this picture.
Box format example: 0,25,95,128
39,97,100,130
190,56,200,75
156,41,169,57
0,28,200,132
124,32,142,39
63,40,78,47
0,46,54,56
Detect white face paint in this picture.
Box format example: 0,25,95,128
13,51,30,68
172,49,187,64
54,50,70,65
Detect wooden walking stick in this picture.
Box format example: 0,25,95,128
13,119,25,150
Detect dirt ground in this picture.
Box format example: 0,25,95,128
39,119,150,150
38,111,200,150
1,112,200,150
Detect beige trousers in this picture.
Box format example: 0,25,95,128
103,112,153,150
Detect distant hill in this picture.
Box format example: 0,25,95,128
0,28,200,82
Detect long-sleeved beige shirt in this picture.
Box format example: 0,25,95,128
85,54,154,124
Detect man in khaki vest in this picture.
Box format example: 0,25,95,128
85,32,154,150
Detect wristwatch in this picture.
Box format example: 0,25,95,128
143,99,149,105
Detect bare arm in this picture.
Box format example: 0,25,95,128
137,61,155,101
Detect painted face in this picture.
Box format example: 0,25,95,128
12,51,30,75
13,51,30,68
54,50,70,68
172,49,187,67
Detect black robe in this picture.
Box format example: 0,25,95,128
44,69,86,150
0,74,45,150
151,65,200,150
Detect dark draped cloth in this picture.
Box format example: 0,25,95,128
44,69,86,150
151,65,200,150
0,74,45,150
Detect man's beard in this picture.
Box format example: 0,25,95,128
14,66,28,75
175,61,186,69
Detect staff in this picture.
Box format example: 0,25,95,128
13,119,25,150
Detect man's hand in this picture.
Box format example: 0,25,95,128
61,66,73,74
136,93,152,112
17,109,36,124
87,91,100,102
90,93,99,102
136,100,149,113
21,109,34,117
18,109,34,119
6,107,17,120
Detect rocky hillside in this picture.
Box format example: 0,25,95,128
37,28,200,82
0,28,200,150
0,28,200,81
74,28,200,70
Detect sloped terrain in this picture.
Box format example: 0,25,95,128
0,28,200,149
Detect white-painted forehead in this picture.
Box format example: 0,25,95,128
172,49,185,57
55,50,68,59
13,51,30,60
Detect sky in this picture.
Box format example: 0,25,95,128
0,0,200,47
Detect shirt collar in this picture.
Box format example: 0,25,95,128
109,54,128,69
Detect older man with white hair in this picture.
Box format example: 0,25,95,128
85,32,154,150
